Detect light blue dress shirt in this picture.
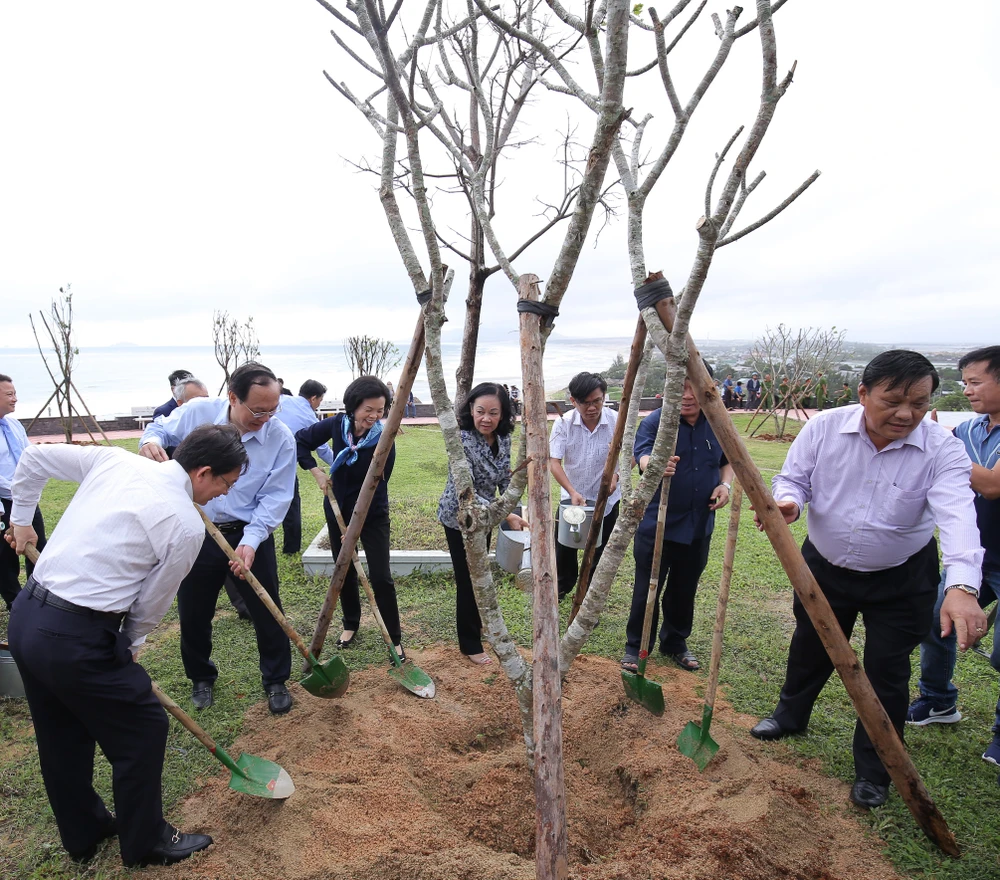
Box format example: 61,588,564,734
140,397,296,551
0,415,29,499
274,396,334,468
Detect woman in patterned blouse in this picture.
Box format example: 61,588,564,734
438,382,527,665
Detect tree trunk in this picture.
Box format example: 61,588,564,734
518,273,568,880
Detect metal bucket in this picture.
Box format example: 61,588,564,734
557,499,603,549
495,521,531,574
0,650,25,699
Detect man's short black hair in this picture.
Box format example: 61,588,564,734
0,374,11,384
168,369,193,387
458,382,515,436
174,424,249,476
229,362,278,401
299,379,328,399
860,350,939,395
568,372,607,401
343,376,392,419
958,346,1000,382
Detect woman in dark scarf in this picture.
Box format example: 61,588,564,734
295,375,403,658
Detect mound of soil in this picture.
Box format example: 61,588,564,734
169,649,902,880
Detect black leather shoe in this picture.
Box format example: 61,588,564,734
130,822,212,867
68,812,117,863
266,683,292,715
191,681,214,710
850,777,888,809
750,716,796,741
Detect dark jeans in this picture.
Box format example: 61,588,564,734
281,475,302,554
177,528,291,689
444,524,488,655
0,498,46,609
9,586,167,865
625,530,712,658
772,537,938,786
555,501,620,599
322,498,401,643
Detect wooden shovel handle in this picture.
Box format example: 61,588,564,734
150,681,217,752
195,506,312,662
704,480,742,710
638,476,670,661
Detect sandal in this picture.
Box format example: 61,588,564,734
465,652,493,666
621,658,639,673
336,630,357,649
670,650,700,672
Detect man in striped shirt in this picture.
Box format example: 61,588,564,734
750,350,985,809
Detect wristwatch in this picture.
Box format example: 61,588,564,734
944,583,980,598
719,481,732,491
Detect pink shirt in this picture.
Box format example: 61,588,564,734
772,405,983,588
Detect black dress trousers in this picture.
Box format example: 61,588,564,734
0,498,47,609
9,586,167,865
772,537,938,785
177,526,291,688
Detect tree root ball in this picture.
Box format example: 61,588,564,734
174,650,903,879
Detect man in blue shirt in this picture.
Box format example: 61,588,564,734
622,369,734,672
0,374,47,609
274,379,334,554
908,346,1000,763
140,362,297,715
152,369,194,419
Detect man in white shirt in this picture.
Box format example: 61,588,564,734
140,362,297,714
274,379,333,554
5,424,247,867
549,372,620,600
750,350,986,809
0,373,47,609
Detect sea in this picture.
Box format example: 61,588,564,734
0,339,637,419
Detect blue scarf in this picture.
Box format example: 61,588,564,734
330,415,382,473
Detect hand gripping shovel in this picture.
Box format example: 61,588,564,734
197,507,350,699
152,682,295,799
678,480,743,770
324,487,435,699
621,476,669,716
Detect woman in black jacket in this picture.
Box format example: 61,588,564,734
295,375,403,658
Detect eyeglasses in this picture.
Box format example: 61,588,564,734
218,474,235,492
240,401,281,419
578,396,605,410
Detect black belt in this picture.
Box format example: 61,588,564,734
25,577,126,625
214,520,248,534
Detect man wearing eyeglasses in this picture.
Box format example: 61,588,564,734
139,363,297,715
549,372,620,600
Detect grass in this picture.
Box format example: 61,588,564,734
1,419,999,879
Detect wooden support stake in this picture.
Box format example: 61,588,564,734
517,274,569,880
569,315,647,624
646,293,960,858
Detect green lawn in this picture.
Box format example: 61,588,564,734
1,421,998,879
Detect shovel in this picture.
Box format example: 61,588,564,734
621,476,669,716
152,682,295,799
197,507,350,699
678,480,743,770
324,487,435,699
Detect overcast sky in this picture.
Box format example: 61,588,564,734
1,1,996,351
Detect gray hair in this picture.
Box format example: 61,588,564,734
176,378,209,403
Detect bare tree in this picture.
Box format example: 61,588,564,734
745,323,847,437
27,286,110,445
212,311,261,394
343,334,402,379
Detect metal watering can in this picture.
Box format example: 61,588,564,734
557,499,603,548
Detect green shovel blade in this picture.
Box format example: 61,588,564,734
389,663,435,699
621,657,664,717
230,753,296,799
300,652,350,699
677,704,719,771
